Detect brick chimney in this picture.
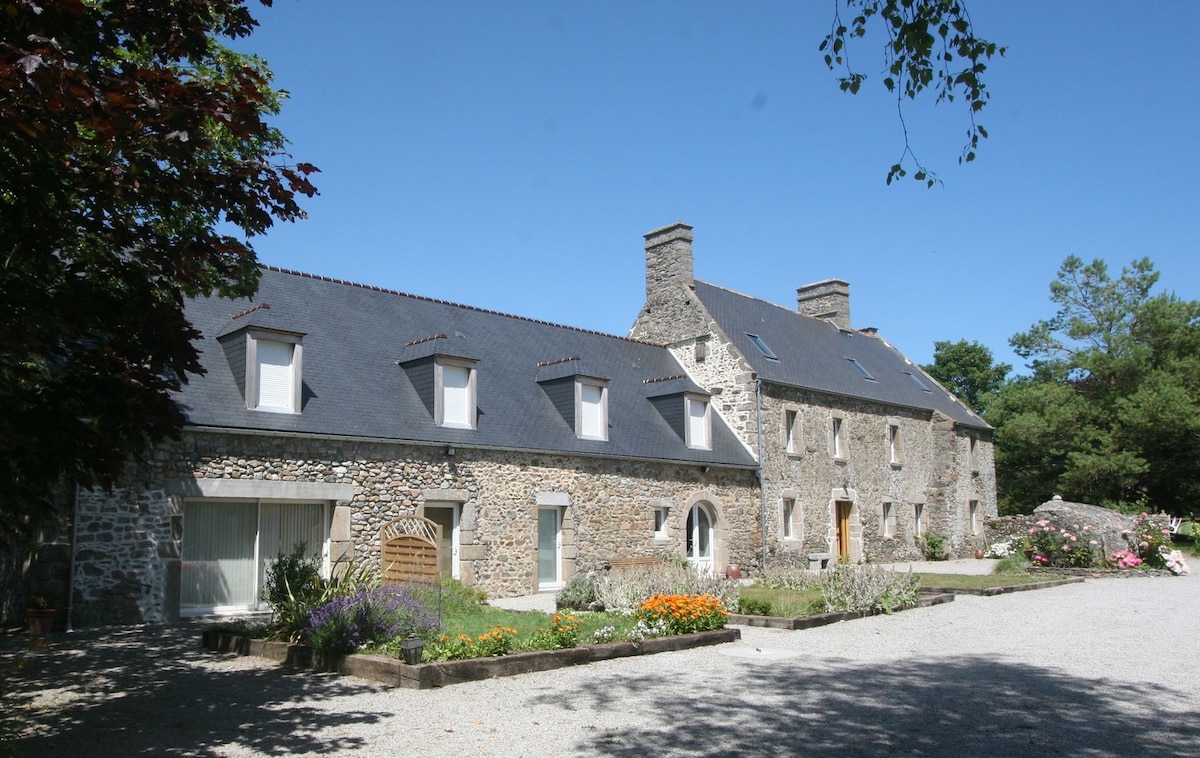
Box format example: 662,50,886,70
797,278,851,330
644,222,694,304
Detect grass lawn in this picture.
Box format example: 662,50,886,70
912,572,1070,589
734,586,823,617
430,605,638,650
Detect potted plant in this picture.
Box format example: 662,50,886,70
27,593,56,636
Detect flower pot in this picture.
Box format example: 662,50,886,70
27,608,56,636
725,564,741,580
974,548,985,560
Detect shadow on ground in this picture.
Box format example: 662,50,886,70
2,626,388,756
528,654,1200,757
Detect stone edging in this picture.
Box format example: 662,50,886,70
919,577,1085,596
727,592,955,631
1027,566,1178,578
202,627,740,689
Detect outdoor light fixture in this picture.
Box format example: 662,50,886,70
401,634,424,665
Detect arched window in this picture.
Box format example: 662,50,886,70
686,503,714,576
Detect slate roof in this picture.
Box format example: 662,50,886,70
176,267,757,468
693,281,990,430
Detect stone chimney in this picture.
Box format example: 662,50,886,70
797,278,851,330
644,222,694,304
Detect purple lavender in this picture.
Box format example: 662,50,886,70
306,584,440,654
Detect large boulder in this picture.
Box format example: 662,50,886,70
1032,496,1135,556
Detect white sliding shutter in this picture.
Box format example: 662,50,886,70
441,364,472,427
687,397,710,450
181,500,258,609
580,383,605,439
256,341,294,411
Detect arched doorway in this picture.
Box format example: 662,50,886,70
686,503,715,575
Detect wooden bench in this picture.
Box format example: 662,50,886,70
603,556,666,572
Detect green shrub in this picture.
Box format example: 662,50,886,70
556,573,598,610
736,597,772,616
814,565,920,614
991,553,1032,575
263,543,322,609
262,545,380,642
434,578,488,615
918,532,947,561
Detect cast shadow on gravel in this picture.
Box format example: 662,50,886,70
2,625,389,756
531,655,1200,757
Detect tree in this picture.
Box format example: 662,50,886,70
822,0,1005,186
921,339,1010,416
989,256,1200,514
0,0,317,531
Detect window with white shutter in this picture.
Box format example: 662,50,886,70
437,359,476,429
577,380,607,440
685,394,711,450
254,339,297,413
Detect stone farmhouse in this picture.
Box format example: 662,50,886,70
61,222,994,626
630,223,995,565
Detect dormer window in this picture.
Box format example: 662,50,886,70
247,331,302,414
436,357,476,429
577,379,608,441
685,393,711,450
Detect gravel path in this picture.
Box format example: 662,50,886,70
4,570,1198,757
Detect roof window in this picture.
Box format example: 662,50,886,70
904,371,933,393
747,334,778,361
846,357,875,381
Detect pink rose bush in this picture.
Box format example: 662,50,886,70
1027,520,1096,568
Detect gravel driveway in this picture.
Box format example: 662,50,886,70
4,570,1198,757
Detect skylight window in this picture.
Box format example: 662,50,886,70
904,371,933,392
747,334,778,361
846,357,875,381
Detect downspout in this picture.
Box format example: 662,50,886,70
755,378,767,572
66,482,80,633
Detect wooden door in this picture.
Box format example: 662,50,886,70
836,501,851,558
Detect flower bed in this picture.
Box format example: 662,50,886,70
728,591,955,630
201,627,740,689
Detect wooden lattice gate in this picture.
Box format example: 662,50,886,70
380,515,441,583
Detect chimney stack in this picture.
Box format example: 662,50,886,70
643,222,694,304
797,279,851,330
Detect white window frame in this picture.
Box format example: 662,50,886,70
969,435,980,473
576,378,608,441
685,394,712,450
784,408,801,455
686,502,715,576
881,501,895,538
537,506,564,591
887,422,902,466
422,502,461,580
831,414,846,459
180,498,329,616
914,503,925,536
969,500,979,535
435,357,477,429
653,507,670,540
245,330,303,414
782,498,796,540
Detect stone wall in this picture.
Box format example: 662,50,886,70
67,429,760,625
756,385,996,565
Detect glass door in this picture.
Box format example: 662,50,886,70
537,507,562,590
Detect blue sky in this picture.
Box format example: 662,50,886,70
233,1,1199,374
